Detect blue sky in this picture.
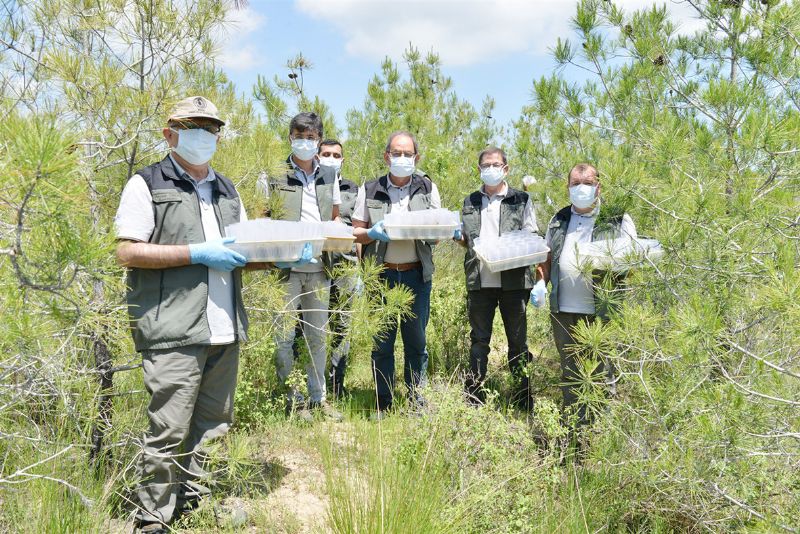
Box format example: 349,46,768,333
217,0,700,135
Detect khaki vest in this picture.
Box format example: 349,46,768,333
547,205,626,321
462,187,535,291
362,173,435,282
264,159,338,274
126,157,247,351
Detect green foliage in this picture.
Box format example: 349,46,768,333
1,0,798,532
514,0,800,529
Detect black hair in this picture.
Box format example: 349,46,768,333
289,112,323,138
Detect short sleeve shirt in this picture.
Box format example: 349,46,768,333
351,176,442,264
114,155,248,344
544,208,636,314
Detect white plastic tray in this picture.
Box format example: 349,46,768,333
576,237,664,271
475,248,550,272
226,238,325,263
384,223,459,241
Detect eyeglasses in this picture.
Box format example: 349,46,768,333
479,163,506,170
388,151,416,158
172,123,221,135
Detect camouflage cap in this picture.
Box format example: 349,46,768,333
168,96,225,126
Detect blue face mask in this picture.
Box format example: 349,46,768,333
291,138,319,161
171,128,217,165
569,184,597,209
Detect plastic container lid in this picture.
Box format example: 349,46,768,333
575,237,664,271
473,230,550,272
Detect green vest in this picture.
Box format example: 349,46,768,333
266,159,337,222
265,159,338,274
362,173,436,282
126,156,248,352
462,187,535,291
547,205,626,321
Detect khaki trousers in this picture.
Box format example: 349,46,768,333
135,343,239,524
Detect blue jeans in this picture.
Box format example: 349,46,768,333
372,267,431,410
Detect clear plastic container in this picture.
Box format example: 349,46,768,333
318,221,355,252
224,219,327,262
226,238,325,262
383,208,460,241
323,236,356,253
473,231,550,272
576,237,664,271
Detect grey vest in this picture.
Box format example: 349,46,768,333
462,187,535,291
362,173,435,282
547,205,625,321
338,177,359,226
332,177,359,265
126,156,247,351
265,159,338,274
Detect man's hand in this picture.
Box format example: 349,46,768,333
367,220,391,242
530,279,547,308
275,242,317,269
189,237,246,272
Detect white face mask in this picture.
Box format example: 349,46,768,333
480,166,505,187
319,156,342,171
291,138,319,161
389,156,415,178
569,184,598,209
171,128,217,165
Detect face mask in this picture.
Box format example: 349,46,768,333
389,156,415,178
569,184,598,209
291,138,319,161
171,128,217,165
319,156,342,171
480,166,505,187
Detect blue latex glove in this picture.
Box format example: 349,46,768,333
452,227,463,241
275,242,317,269
367,220,391,242
530,280,547,308
353,276,365,296
189,237,246,272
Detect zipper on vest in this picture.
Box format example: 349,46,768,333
192,188,212,336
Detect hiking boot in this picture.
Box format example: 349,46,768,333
310,401,343,422
136,522,167,534
295,406,315,423
369,408,389,422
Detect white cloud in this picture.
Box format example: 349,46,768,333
218,7,267,72
295,0,703,67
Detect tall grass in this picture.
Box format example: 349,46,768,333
320,416,463,534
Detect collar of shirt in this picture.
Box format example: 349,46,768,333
387,175,412,190
571,201,600,219
480,182,508,199
169,154,215,185
290,155,320,184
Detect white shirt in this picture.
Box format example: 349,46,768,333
476,182,539,288
352,175,442,264
545,207,636,314
288,157,342,273
114,155,248,344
